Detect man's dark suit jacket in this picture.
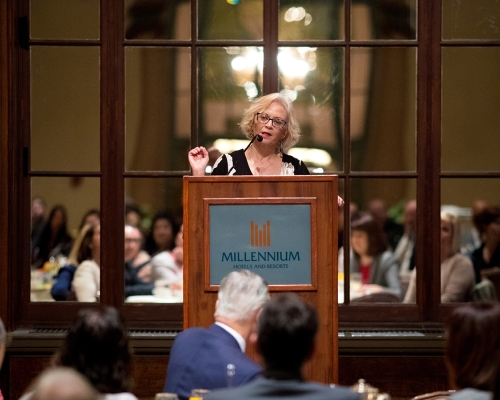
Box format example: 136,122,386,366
204,377,361,400
163,324,261,400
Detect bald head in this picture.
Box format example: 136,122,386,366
30,367,98,400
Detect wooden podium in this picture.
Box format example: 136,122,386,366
183,175,339,383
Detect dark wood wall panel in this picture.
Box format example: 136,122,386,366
5,354,449,400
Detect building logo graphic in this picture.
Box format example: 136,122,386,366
250,220,271,247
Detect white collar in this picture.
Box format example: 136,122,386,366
215,321,246,352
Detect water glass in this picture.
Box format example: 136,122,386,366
189,389,210,399
155,393,179,400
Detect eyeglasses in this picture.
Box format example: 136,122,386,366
256,112,287,129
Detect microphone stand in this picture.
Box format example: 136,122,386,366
227,135,262,175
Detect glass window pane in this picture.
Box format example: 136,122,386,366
30,0,100,40
198,0,263,40
441,179,500,303
31,46,100,172
198,47,263,152
279,0,344,41
351,47,416,172
125,0,191,40
125,47,191,172
351,0,416,41
278,47,344,173
443,0,500,40
442,47,500,172
31,177,100,302
339,178,416,303
124,177,183,304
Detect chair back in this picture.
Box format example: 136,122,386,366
470,279,497,302
351,292,401,303
410,390,455,400
481,267,500,299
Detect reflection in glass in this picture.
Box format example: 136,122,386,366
278,47,344,172
198,47,263,149
351,0,416,40
442,47,500,172
198,0,263,40
443,0,500,40
125,0,190,40
125,47,191,172
31,46,100,172
124,178,183,304
30,177,100,302
338,178,416,303
351,47,416,172
278,0,344,40
30,0,99,40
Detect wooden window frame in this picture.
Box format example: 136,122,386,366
2,0,499,331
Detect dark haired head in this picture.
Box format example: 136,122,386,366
145,211,179,254
56,307,133,394
445,302,500,394
257,293,318,375
77,223,99,264
473,206,500,236
350,212,388,256
78,209,101,231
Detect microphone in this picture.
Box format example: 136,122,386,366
227,135,262,175
243,134,263,152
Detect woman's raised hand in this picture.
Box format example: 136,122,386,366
188,146,209,176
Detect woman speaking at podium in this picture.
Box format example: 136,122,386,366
189,92,308,177
188,92,344,208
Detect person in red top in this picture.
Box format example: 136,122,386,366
349,213,401,298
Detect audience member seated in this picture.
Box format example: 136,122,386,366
77,209,101,233
21,367,99,400
124,225,154,297
205,292,360,400
125,202,142,228
52,307,138,400
31,196,47,244
151,224,183,287
470,206,500,284
404,212,475,303
348,213,401,298
31,204,73,269
368,198,404,251
394,199,417,280
163,270,270,400
72,223,101,302
445,302,500,400
142,212,179,282
144,211,179,257
51,263,77,301
0,317,5,400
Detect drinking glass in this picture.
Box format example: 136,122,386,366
189,389,210,400
155,393,178,400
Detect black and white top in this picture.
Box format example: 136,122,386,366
211,149,310,176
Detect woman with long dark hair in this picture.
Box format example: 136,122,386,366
31,204,73,269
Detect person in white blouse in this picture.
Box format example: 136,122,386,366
71,223,101,302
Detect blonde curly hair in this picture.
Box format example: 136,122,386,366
239,93,301,153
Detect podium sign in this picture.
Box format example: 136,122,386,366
208,201,314,287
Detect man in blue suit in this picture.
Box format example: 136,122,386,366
163,270,270,400
205,293,361,400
